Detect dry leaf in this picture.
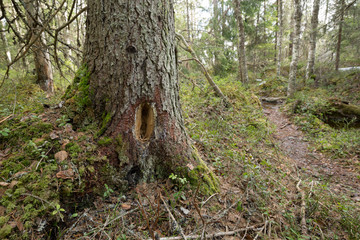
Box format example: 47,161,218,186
13,171,28,178
9,181,18,189
55,151,68,162
121,203,131,210
50,132,59,140
0,182,10,187
56,169,74,179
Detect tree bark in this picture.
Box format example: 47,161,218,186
1,19,12,65
305,0,320,80
276,0,283,77
287,0,302,97
335,0,345,71
288,1,295,58
83,0,217,188
24,0,54,94
234,0,249,84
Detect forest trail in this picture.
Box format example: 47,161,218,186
262,101,360,202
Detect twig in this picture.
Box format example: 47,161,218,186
200,193,218,208
296,180,307,236
254,220,267,240
0,114,13,124
147,224,264,240
160,194,187,240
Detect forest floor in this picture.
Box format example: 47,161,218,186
263,101,360,202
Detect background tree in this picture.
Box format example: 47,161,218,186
287,0,302,96
305,0,320,80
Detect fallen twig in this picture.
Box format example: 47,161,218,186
147,224,264,240
160,194,187,240
0,114,13,124
296,180,307,236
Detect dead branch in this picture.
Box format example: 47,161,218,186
147,223,264,240
160,194,188,240
296,180,307,236
175,33,230,107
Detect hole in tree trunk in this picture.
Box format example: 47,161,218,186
135,102,155,142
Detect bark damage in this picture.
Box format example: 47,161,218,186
81,0,218,191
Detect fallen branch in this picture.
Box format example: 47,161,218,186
175,33,230,107
160,194,188,240
148,224,263,240
296,180,307,236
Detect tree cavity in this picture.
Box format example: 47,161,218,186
135,102,155,142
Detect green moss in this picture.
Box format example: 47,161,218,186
187,147,220,195
0,216,9,226
97,137,113,146
95,112,111,138
0,224,12,238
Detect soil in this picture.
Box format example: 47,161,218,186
263,102,360,202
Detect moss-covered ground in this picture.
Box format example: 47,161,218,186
0,68,359,239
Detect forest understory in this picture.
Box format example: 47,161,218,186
1,69,359,239
1,0,360,239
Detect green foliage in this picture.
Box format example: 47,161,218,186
103,184,114,199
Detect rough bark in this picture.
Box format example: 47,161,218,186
335,0,345,71
83,0,218,190
24,0,54,94
276,0,283,76
287,0,302,97
305,0,320,80
234,0,249,84
1,19,12,65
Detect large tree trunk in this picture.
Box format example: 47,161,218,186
335,0,345,71
276,0,283,76
234,0,249,84
83,0,217,189
287,0,302,97
24,0,54,94
305,0,320,80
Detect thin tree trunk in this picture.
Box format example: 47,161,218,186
235,0,249,84
288,2,295,58
335,0,345,71
324,0,329,34
276,0,283,76
24,0,54,94
186,0,191,42
306,0,320,80
287,0,302,97
0,19,12,65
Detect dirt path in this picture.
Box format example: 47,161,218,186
263,102,360,201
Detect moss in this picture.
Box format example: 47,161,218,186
95,112,112,138
66,143,82,158
97,137,113,146
186,146,220,195
115,134,129,167
0,216,9,226
0,224,12,238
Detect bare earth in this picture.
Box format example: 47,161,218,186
263,102,360,202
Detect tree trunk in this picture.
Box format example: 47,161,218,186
305,0,320,80
287,0,302,97
24,0,54,94
82,0,218,189
1,19,12,65
288,2,295,58
335,0,345,71
235,0,249,84
276,0,283,76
